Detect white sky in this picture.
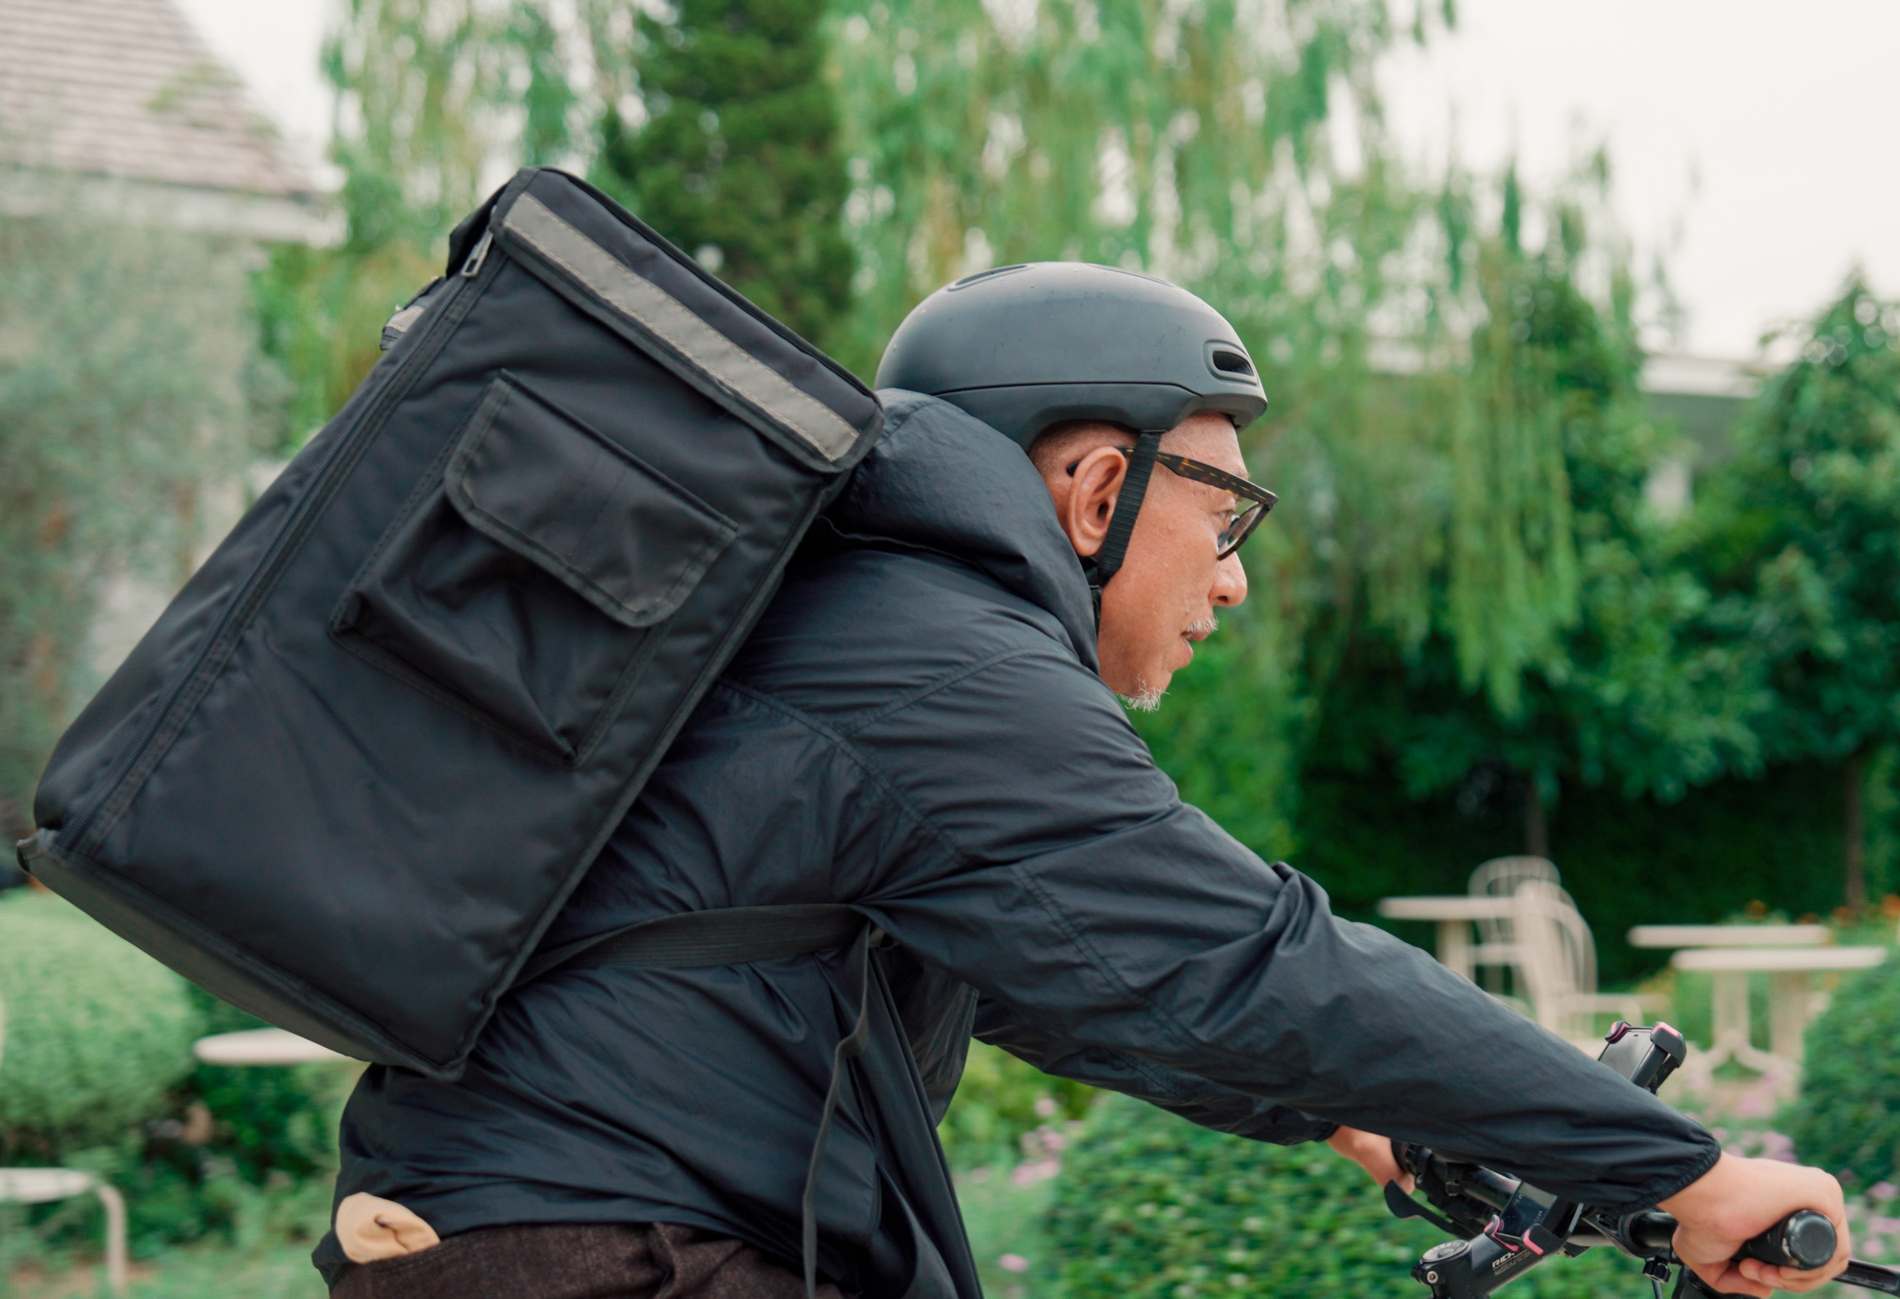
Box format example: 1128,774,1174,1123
176,0,1899,359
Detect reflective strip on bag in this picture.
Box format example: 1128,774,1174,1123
503,193,862,464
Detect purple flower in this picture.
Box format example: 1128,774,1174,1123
1033,1096,1059,1119
998,1254,1029,1274
1011,1158,1061,1186
1874,1182,1899,1203
1729,1082,1778,1120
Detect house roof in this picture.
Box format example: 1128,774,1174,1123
0,0,335,241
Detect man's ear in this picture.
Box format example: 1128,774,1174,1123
1054,447,1129,559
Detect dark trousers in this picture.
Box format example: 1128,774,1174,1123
329,1223,852,1299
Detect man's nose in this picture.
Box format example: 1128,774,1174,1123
1212,549,1248,607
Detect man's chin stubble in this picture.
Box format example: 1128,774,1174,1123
1118,683,1165,712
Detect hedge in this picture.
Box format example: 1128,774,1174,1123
1785,957,1900,1189
0,891,199,1151
1044,1092,1640,1299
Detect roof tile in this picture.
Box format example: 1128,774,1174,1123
0,0,321,199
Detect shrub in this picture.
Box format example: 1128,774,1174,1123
0,891,348,1258
1785,957,1900,1189
0,892,200,1151
1044,1092,1639,1299
939,1041,1097,1169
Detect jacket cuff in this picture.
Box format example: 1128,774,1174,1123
1589,1131,1724,1215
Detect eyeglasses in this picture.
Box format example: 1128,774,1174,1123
1115,447,1277,559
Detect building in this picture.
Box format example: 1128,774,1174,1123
0,0,337,244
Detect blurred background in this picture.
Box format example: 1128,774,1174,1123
3,0,1899,1295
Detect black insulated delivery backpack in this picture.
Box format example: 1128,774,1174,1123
17,167,883,1079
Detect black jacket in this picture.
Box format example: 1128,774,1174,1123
318,391,1718,1294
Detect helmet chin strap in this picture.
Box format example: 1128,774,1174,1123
1079,432,1164,627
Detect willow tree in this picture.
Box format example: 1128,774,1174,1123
1290,150,1765,858
259,0,581,439
821,0,1461,849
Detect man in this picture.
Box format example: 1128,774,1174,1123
317,263,1847,1298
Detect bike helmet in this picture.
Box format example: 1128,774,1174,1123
875,261,1269,617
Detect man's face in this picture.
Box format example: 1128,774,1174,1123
1096,413,1251,706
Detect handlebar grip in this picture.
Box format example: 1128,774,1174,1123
1740,1210,1836,1270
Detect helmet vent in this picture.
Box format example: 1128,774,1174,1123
1210,347,1255,378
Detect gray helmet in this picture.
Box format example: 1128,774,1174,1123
874,261,1268,448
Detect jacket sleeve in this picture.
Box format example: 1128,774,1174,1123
850,647,1720,1214
973,994,1338,1145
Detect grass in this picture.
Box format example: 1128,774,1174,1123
5,1241,322,1299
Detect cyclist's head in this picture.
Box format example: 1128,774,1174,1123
1026,414,1251,706
876,261,1270,706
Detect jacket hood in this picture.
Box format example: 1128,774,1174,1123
824,389,1098,670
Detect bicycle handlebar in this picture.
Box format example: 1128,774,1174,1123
1382,1021,1891,1298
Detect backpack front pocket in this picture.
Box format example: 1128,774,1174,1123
332,373,738,765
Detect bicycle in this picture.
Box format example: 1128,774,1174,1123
1383,1021,1900,1297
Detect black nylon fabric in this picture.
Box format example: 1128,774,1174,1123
317,391,1718,1297
19,169,880,1078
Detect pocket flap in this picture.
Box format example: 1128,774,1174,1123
444,375,738,628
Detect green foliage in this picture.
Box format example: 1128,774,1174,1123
260,0,587,440
1785,956,1900,1190
591,0,855,352
322,0,540,247
1134,599,1311,860
0,893,345,1260
1684,279,1900,901
0,211,261,833
939,1041,1096,1168
1043,1091,1633,1298
825,0,1451,376
1698,278,1900,766
0,893,199,1151
1317,163,1757,820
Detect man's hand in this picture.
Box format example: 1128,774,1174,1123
1657,1152,1849,1297
1326,1124,1414,1194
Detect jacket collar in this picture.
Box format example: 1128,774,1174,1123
823,390,1099,671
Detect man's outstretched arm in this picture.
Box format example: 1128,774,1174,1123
847,646,1845,1291
972,993,1338,1145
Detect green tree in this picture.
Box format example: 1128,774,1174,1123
1297,163,1756,854
1692,277,1900,905
590,0,855,352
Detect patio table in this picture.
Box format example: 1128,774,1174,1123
1628,924,1829,949
1670,945,1885,1095
1375,895,1517,981
192,1027,350,1066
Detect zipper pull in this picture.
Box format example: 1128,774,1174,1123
460,229,494,278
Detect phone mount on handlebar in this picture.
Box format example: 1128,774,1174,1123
1384,1021,1893,1299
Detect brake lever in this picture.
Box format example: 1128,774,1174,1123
1386,1180,1469,1238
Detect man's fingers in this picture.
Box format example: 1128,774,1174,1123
1700,1261,1772,1298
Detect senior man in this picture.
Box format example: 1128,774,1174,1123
317,263,1847,1299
